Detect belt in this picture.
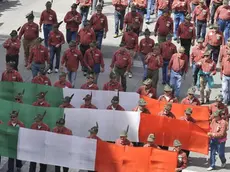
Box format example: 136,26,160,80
197,19,207,22
34,61,43,64
224,74,230,77
115,65,127,69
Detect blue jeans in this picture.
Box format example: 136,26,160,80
211,3,222,24
196,20,207,39
43,24,52,48
218,19,230,43
162,60,170,84
173,12,185,39
66,29,77,44
49,46,61,70
222,75,230,104
136,8,145,17
146,0,154,21
170,70,182,97
31,62,45,78
158,10,163,18
114,10,125,34
80,6,90,26
139,52,147,80
67,71,77,88
95,30,104,50
210,139,226,168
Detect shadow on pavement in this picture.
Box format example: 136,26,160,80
189,157,209,168
0,0,21,17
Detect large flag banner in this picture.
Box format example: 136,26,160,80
0,125,178,172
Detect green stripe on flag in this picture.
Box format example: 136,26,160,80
0,124,19,158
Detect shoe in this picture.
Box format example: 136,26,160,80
119,29,124,34
113,34,119,38
207,167,214,171
47,69,52,74
128,73,132,78
83,72,87,76
55,69,58,73
173,37,177,41
146,20,150,25
200,101,204,105
221,162,226,168
206,99,210,104
16,168,21,172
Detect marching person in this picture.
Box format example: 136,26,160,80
196,51,216,104
53,115,72,172
29,111,49,172
168,47,188,98
115,125,133,146
32,67,51,86
64,3,82,43
61,40,84,87
14,90,25,104
32,91,50,107
48,21,65,74
7,111,24,172
158,103,176,118
87,122,102,140
221,51,230,105
103,72,123,91
136,78,157,99
210,0,224,25
112,0,128,38
132,98,151,114
133,0,147,16
78,0,92,25
181,87,201,105
80,73,99,90
139,28,155,80
154,8,173,44
84,41,105,84
59,94,75,108
90,4,108,49
191,0,200,12
18,11,39,67
143,134,160,148
27,37,50,78
107,95,125,111
219,38,230,66
155,0,171,18
39,1,57,47
3,29,21,70
160,34,177,85
146,0,155,23
145,44,163,89
158,84,178,103
80,93,98,109
54,72,72,88
1,61,23,82
177,14,196,58
207,109,227,171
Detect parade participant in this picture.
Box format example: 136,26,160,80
59,94,75,108
61,40,84,87
158,103,176,118
124,5,143,35
14,89,25,104
177,14,196,58
191,0,200,12
196,51,216,104
110,42,131,91
18,11,39,67
210,0,223,24
29,111,49,172
53,115,72,172
171,0,191,40
180,108,196,123
155,0,171,18
48,21,65,74
87,122,102,140
154,8,173,44
103,72,123,91
32,67,51,86
3,29,21,70
112,0,128,38
145,44,163,89
215,0,230,43
84,41,104,84
204,24,224,63
115,125,133,146
90,4,108,49
107,95,125,111
64,3,82,43
190,38,205,86
207,110,227,171
160,34,177,85
27,37,50,78
39,1,57,47
132,0,147,16
181,87,201,105
80,93,98,109
7,110,24,172
78,0,92,25
80,73,99,90
132,98,151,114
158,84,178,103
139,28,155,80
1,61,23,82
192,0,210,40
143,133,160,148
32,91,50,107
221,51,230,105
219,38,230,66
54,72,72,88
121,25,138,78
168,47,188,98
137,78,156,99
173,139,188,172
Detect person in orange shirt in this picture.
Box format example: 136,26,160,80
133,0,147,16
32,67,52,86
210,0,224,24
173,140,188,172
53,72,72,88
158,84,178,103
143,134,161,148
1,61,23,82
78,0,92,25
115,125,133,146
107,95,125,111
219,38,230,66
80,93,98,109
32,91,51,107
136,78,157,99
14,89,25,104
59,94,75,108
181,87,201,105
87,122,102,140
80,73,99,90
132,98,151,113
221,51,230,105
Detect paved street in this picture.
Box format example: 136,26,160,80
0,0,229,171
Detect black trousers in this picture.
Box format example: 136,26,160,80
55,166,69,172
180,38,192,60
8,158,22,172
182,149,190,157
6,54,19,71
80,44,90,73
29,162,47,172
159,146,169,150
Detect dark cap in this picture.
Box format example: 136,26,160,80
83,93,92,101
53,21,63,28
71,3,78,8
88,122,99,134
26,11,34,19
36,91,48,99
10,30,17,37
111,96,119,104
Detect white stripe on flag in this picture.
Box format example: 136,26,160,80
63,88,139,111
64,108,140,142
17,128,96,170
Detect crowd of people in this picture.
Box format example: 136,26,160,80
0,0,230,171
